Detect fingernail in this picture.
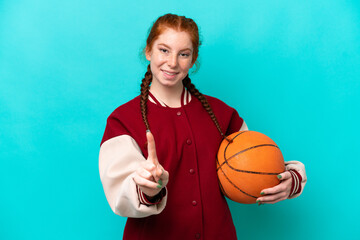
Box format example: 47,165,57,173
256,199,260,203
260,192,265,195
277,174,282,179
157,184,162,189
158,179,163,186
146,129,151,133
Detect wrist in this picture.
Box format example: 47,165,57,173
136,185,167,205
144,187,167,204
288,170,302,197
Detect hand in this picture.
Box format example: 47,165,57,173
256,171,292,205
133,131,169,197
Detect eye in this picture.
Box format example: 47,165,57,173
180,53,190,57
159,48,168,53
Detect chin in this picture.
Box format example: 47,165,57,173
161,82,180,88
160,78,183,88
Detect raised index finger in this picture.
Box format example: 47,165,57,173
146,131,158,165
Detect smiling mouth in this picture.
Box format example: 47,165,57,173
162,70,179,76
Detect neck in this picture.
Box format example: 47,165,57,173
150,81,183,108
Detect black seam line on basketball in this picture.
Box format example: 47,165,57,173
218,144,281,175
216,156,231,199
216,155,257,199
222,131,247,170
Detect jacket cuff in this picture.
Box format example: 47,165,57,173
288,170,302,197
137,185,167,206
285,160,307,199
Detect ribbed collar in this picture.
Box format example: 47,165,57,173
148,87,192,108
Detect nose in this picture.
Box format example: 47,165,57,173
167,54,178,68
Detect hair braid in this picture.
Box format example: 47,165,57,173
140,64,152,131
182,75,233,143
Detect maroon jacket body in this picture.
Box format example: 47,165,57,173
101,93,244,240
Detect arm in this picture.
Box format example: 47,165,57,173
99,135,167,217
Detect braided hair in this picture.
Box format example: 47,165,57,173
140,64,152,131
182,75,233,143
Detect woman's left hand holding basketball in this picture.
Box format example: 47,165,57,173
256,171,292,205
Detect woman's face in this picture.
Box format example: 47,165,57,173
146,28,195,89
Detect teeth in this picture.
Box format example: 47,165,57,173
163,70,176,76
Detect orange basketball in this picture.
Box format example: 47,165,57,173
216,131,285,204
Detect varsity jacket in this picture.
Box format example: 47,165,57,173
99,88,307,240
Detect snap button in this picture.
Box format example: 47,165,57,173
189,169,195,174
186,139,192,145
192,200,197,206
195,233,201,239
177,111,181,116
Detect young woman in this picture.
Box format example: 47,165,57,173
99,13,307,240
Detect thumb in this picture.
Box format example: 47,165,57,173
277,171,292,180
146,131,159,165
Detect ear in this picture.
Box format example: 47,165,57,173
145,47,151,61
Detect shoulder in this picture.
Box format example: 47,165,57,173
109,96,141,119
204,95,236,113
101,96,144,145
203,94,244,134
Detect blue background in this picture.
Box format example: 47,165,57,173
1,0,359,239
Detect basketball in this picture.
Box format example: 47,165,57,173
216,131,285,204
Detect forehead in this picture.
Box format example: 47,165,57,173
154,28,193,50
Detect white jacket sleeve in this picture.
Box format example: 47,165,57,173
99,135,167,218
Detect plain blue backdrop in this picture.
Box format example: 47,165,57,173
1,0,359,239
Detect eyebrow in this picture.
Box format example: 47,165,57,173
158,43,193,52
